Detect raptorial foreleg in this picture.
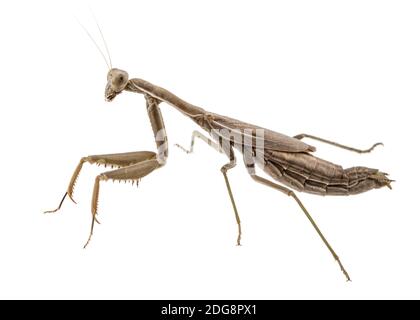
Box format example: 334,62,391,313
84,156,162,248
44,151,156,213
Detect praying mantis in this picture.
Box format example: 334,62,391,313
45,22,392,281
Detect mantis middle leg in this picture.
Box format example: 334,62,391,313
176,131,242,245
175,130,222,154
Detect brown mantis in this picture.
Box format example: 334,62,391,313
45,23,392,281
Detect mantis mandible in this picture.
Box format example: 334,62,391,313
45,22,392,281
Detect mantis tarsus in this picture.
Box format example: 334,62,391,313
45,23,392,282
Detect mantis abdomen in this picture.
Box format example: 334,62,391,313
263,150,392,196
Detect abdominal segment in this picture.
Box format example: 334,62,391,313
262,150,390,196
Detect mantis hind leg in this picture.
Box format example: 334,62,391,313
244,157,351,281
294,133,383,154
176,131,242,245
44,151,156,213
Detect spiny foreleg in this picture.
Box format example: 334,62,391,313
44,151,156,213
84,155,162,248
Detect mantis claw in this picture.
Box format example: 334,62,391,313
68,194,77,204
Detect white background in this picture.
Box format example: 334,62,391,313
0,0,419,299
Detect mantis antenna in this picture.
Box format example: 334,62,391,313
90,8,112,68
76,16,111,70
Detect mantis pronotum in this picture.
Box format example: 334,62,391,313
45,21,392,281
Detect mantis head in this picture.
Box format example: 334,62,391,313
105,68,129,101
